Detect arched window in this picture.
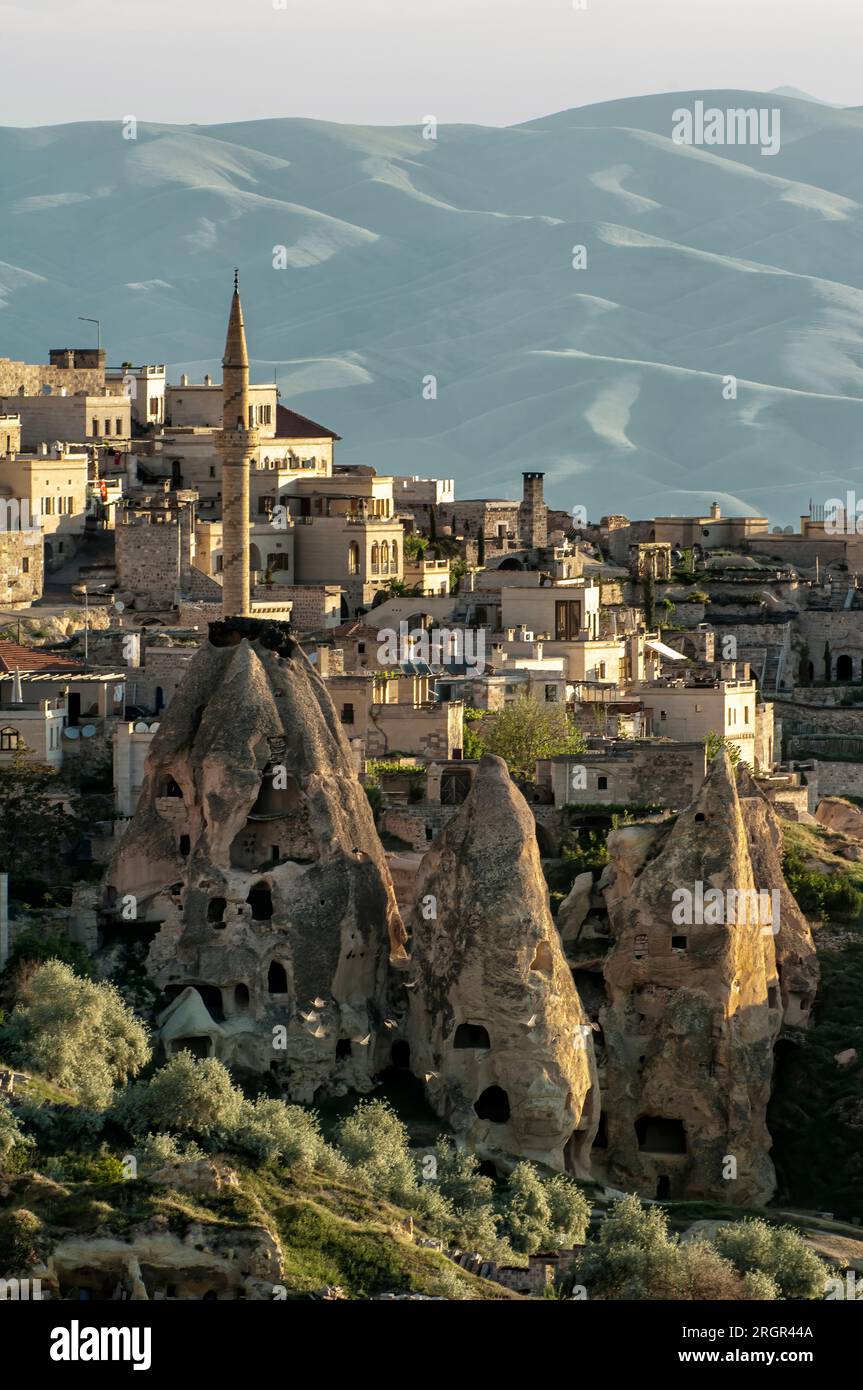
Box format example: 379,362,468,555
391,540,398,571
348,541,360,576
380,540,389,573
371,542,380,575
0,726,22,751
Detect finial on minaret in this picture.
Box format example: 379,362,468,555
233,267,239,293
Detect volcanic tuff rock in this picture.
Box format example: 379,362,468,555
597,751,781,1205
107,617,406,1100
405,755,599,1174
736,765,819,1028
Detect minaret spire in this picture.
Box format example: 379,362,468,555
217,270,258,618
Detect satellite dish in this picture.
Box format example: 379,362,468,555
81,725,97,738
149,721,160,731
133,720,149,732
114,599,125,612
64,726,80,739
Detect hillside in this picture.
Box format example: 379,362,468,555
2,90,863,521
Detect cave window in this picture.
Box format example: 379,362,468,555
529,941,554,976
340,703,354,724
836,654,853,682
694,812,706,823
593,1111,608,1149
477,1160,498,1180
207,896,226,926
635,1116,686,1154
173,1036,211,1058
178,834,190,856
160,776,182,798
656,1175,671,1200
234,984,250,1011
454,1022,491,1050
671,935,687,951
267,961,288,994
247,882,273,920
336,1038,352,1060
391,1040,410,1070
597,776,608,791
768,985,779,1008
474,1086,510,1123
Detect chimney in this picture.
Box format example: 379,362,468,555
710,502,721,520
179,373,188,386
10,668,23,704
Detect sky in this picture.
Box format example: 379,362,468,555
0,0,859,129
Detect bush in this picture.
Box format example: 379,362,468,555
115,1052,243,1140
713,1219,829,1300
0,960,150,1108
0,1208,42,1270
498,1163,591,1256
234,1098,347,1177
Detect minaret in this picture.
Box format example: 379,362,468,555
218,270,258,617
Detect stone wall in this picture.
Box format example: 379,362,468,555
0,358,105,397
546,743,706,810
810,760,863,797
116,521,181,607
776,698,863,737
270,584,342,633
0,531,43,607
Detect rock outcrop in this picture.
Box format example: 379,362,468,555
815,796,863,843
736,765,819,1029
597,751,782,1205
405,755,599,1174
107,617,407,1100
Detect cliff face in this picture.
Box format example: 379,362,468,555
107,618,406,1101
405,755,599,1174
736,765,819,1029
597,752,781,1205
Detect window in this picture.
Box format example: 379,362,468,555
671,935,687,951
357,642,366,654
104,419,111,434
0,727,21,751
22,557,29,574
149,396,159,415
115,418,122,434
744,706,750,724
371,542,380,575
660,710,666,721
598,775,608,790
598,661,606,678
67,496,73,513
347,542,360,576
380,540,389,573
340,703,354,723
92,417,98,436
695,703,702,713
391,540,398,570
57,497,65,515
545,684,558,702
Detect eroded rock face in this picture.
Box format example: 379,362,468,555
598,752,781,1206
736,765,819,1030
405,755,598,1174
107,617,406,1100
815,796,863,842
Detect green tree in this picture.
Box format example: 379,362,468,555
705,730,741,767
480,696,586,781
0,1094,33,1161
115,1052,243,1139
713,1219,829,1300
462,708,487,761
0,752,82,887
498,1164,591,1255
0,960,149,1109
335,1098,418,1206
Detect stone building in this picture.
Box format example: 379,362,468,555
0,529,43,607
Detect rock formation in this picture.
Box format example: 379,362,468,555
107,617,407,1100
597,751,782,1205
405,755,599,1174
736,764,819,1029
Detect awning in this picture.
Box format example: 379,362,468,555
645,639,688,661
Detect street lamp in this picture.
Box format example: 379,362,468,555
78,316,101,351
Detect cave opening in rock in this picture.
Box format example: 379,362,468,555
172,1036,212,1058
474,1086,510,1123
247,882,273,920
477,1160,499,1180
178,834,190,856
267,961,288,993
656,1174,671,1199
454,1022,491,1050
159,776,182,798
234,984,250,1011
593,1111,609,1149
529,940,554,976
193,983,225,1021
336,1038,352,1059
694,812,706,823
207,896,226,926
635,1116,686,1154
391,1040,410,1070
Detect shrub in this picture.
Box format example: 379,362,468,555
234,1098,347,1177
0,960,150,1108
713,1219,830,1300
0,1208,42,1270
115,1052,243,1140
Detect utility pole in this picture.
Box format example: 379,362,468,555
78,316,101,351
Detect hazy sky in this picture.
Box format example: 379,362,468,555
0,0,859,128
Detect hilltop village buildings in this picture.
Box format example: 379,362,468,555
1,276,861,863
